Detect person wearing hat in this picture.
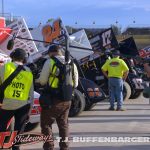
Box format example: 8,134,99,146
101,50,129,111
0,48,34,150
37,44,78,150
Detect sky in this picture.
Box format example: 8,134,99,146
1,0,150,29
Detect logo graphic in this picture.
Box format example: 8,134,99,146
109,61,119,67
0,17,12,44
42,19,61,46
0,131,52,149
139,48,150,58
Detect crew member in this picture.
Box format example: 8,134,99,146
101,50,129,111
143,62,150,98
143,63,150,77
37,45,78,150
0,48,34,150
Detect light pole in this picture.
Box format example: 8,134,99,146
93,21,95,25
115,20,118,26
1,0,4,16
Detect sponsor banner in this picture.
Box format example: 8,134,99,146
89,28,118,52
0,18,38,56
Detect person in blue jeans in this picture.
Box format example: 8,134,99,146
101,50,129,111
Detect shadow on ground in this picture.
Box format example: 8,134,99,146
24,145,150,150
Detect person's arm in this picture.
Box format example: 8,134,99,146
123,70,129,81
28,82,34,107
25,81,34,120
0,77,2,107
73,63,79,88
36,59,51,86
0,65,4,107
143,63,150,77
102,70,108,79
24,66,34,107
101,61,109,78
121,60,129,81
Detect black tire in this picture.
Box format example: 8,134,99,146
69,89,85,117
123,82,131,101
84,103,96,111
24,122,39,132
130,91,142,99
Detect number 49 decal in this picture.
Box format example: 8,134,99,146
42,19,61,45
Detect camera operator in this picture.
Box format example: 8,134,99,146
0,48,34,150
36,45,78,150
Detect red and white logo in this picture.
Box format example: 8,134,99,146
0,17,12,44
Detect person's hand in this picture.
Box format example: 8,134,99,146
0,103,3,108
35,78,40,83
122,78,126,82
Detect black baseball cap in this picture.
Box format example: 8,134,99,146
10,48,27,61
48,44,60,53
112,50,120,56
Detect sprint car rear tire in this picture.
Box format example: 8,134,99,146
24,122,39,132
69,89,85,117
123,82,131,101
84,103,96,111
129,91,142,99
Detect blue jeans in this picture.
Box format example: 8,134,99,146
108,77,123,109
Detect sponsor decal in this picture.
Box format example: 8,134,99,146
31,98,41,115
0,131,52,149
89,28,118,52
109,61,119,67
42,19,61,45
0,17,12,44
0,18,38,55
0,131,17,149
139,48,150,58
41,18,68,48
13,133,52,146
1,131,150,149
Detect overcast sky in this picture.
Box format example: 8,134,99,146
1,0,150,29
